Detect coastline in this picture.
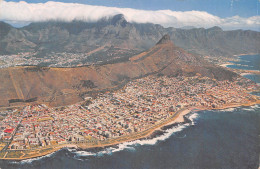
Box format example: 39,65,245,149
220,63,234,68
1,100,259,161
233,53,258,57
220,53,259,68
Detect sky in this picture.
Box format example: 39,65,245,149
0,0,259,30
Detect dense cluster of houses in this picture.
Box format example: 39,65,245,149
0,75,257,150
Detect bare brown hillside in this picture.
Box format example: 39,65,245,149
0,35,237,107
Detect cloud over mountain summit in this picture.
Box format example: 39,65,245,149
0,1,259,30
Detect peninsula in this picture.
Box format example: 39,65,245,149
0,74,259,160
0,35,259,160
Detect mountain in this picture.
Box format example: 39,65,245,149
0,35,237,108
0,21,12,39
0,14,259,60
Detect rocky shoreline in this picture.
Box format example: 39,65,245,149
1,100,259,161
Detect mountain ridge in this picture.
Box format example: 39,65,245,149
0,35,238,108
0,14,259,60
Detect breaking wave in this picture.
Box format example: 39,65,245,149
217,104,260,113
247,104,260,112
243,108,255,111
219,108,236,112
250,104,259,109
10,148,63,164
7,105,259,163
71,112,199,158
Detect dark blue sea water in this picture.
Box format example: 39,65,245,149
244,74,260,84
0,54,259,169
1,106,259,169
227,54,260,71
227,54,260,84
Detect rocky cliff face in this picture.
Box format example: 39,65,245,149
156,34,172,45
0,35,237,108
0,14,259,58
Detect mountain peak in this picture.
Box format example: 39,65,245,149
156,34,172,45
111,14,128,27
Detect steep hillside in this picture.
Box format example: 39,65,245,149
0,14,259,59
0,35,237,108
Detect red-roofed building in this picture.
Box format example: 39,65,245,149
4,128,14,133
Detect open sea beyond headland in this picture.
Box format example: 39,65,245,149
0,54,259,169
227,54,260,84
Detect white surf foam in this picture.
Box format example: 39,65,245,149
219,108,236,112
72,112,199,158
189,113,199,125
250,104,259,109
243,104,260,112
243,108,255,111
71,105,259,158
10,148,63,164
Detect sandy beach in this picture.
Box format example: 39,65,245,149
220,63,233,67
241,73,254,76
166,108,194,124
233,53,258,57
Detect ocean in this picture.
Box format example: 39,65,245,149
227,54,260,84
0,54,259,169
227,54,260,71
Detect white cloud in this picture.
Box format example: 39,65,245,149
0,1,259,30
